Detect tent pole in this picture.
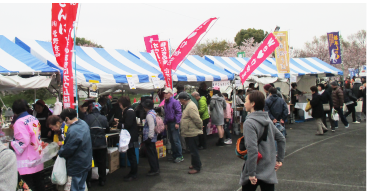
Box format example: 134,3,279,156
34,89,36,103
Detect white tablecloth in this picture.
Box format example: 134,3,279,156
295,103,313,119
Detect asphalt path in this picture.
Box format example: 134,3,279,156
90,116,366,191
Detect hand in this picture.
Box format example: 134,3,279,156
175,124,179,129
249,176,257,185
275,161,283,171
57,141,63,146
48,131,52,137
302,91,306,94
280,119,284,124
9,124,14,130
340,106,343,109
273,119,277,123
360,86,363,90
114,118,119,123
226,118,229,123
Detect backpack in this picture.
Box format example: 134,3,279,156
235,125,268,161
89,114,107,149
148,111,164,134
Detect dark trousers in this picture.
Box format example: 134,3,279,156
186,136,202,171
242,180,274,191
87,148,107,183
21,171,45,191
224,119,232,139
145,140,160,172
334,107,349,127
322,110,335,130
167,122,182,159
127,147,138,177
198,118,209,149
345,104,356,122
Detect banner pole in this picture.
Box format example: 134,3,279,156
73,21,78,118
169,39,173,89
173,17,220,74
339,31,345,81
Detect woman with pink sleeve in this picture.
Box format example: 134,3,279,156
10,99,44,191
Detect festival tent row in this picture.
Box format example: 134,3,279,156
13,37,234,93
0,35,59,92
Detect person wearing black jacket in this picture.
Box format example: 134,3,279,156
344,82,359,123
352,78,363,122
84,102,110,187
118,96,139,182
34,100,53,141
318,84,335,131
291,83,305,120
264,88,288,125
359,82,366,116
310,86,328,135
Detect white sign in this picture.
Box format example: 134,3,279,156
235,80,242,87
212,80,231,88
89,83,98,98
126,75,136,89
151,76,160,89
290,76,297,83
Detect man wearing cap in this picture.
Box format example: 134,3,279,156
331,81,349,128
178,92,203,174
192,91,209,150
163,88,184,163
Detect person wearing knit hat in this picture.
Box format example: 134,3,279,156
331,81,349,130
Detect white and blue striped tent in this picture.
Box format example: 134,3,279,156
0,35,58,75
128,51,234,82
204,56,343,78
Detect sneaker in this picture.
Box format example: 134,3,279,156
345,124,350,128
224,139,232,145
332,130,335,132
353,121,360,124
174,157,184,163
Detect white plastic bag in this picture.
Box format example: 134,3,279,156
53,97,63,115
331,108,339,121
119,129,131,153
51,156,68,185
356,101,363,112
91,167,110,180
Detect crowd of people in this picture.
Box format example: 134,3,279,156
0,77,365,191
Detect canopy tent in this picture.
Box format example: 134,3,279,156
128,51,234,83
0,35,58,92
204,56,343,77
14,37,166,91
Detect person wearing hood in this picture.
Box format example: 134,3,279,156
240,90,285,190
84,100,110,187
0,140,18,191
210,86,227,146
10,99,44,191
34,99,53,141
178,92,203,174
352,78,364,122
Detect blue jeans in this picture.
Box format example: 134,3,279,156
224,119,232,139
167,122,182,159
334,108,349,127
71,171,88,191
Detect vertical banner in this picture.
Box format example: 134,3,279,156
239,33,280,84
126,75,136,89
327,32,342,64
51,3,78,109
273,31,290,73
169,17,217,71
144,35,159,53
152,40,172,89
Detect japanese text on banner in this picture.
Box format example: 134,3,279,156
239,33,280,84
51,3,78,109
152,40,172,89
327,32,342,64
144,35,159,53
273,31,290,73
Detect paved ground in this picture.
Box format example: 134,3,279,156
90,116,366,191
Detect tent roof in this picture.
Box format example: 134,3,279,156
204,56,343,77
0,35,58,75
128,51,234,82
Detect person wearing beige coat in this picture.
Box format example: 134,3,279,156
178,92,203,174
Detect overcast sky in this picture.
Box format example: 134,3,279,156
0,3,365,52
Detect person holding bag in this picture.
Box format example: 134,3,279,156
240,91,285,191
344,82,359,123
309,86,328,135
318,84,335,131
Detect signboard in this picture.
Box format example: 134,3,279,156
237,52,245,58
235,80,242,87
126,75,136,89
327,32,342,64
89,84,98,98
273,31,290,73
212,80,231,88
151,76,160,89
290,76,297,83
361,65,366,73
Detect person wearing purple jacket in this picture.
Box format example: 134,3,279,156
163,88,184,163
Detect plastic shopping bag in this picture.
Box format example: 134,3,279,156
331,108,339,121
119,129,131,153
51,156,68,185
356,101,363,112
53,97,63,115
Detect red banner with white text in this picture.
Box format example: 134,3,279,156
144,35,159,53
51,3,78,109
169,17,217,71
239,33,280,84
152,40,172,89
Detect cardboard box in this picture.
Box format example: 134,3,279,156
155,140,163,148
108,150,119,174
157,146,166,159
